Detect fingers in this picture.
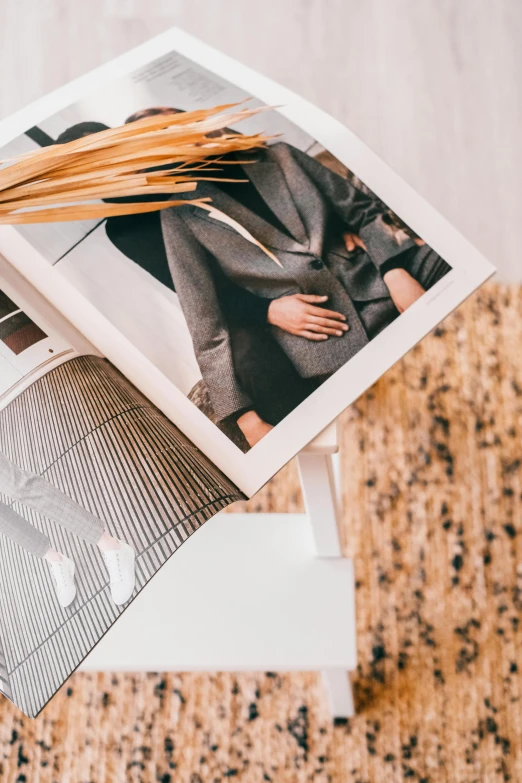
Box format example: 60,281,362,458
308,316,349,336
306,305,346,321
298,318,349,339
294,295,349,334
296,295,347,322
343,234,355,252
310,326,345,336
343,232,367,252
300,330,329,341
296,294,329,304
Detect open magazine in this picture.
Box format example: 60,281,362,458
0,28,495,717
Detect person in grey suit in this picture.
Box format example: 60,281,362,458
0,451,136,608
161,141,451,446
55,115,355,449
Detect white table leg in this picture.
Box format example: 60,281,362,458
322,669,355,719
297,437,357,719
297,452,342,557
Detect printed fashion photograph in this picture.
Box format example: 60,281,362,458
0,49,452,453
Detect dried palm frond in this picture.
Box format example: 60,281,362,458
0,102,281,263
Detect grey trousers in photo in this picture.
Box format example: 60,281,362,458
0,452,105,558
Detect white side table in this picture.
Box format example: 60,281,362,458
81,421,357,719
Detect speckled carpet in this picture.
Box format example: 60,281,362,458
1,283,521,783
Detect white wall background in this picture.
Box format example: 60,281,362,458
0,0,521,280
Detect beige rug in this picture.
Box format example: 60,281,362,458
1,283,521,783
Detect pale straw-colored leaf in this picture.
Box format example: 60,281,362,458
0,102,281,264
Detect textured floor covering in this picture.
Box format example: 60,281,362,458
1,283,522,782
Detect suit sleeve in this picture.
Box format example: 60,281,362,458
286,144,417,272
160,206,254,421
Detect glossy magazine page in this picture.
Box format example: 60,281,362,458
0,351,243,717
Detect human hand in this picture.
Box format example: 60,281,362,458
343,232,367,253
383,267,426,313
236,411,274,447
267,294,348,341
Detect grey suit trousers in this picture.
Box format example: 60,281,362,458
0,452,105,558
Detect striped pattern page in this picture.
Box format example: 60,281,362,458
0,355,243,717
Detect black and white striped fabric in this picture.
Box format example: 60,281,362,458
0,356,243,717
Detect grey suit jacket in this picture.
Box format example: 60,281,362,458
161,142,424,421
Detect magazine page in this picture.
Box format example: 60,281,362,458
0,282,243,716
0,27,495,497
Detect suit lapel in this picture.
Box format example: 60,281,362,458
186,179,306,255
238,152,308,246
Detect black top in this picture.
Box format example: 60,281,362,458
105,210,173,289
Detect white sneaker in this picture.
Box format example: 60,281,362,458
102,541,136,605
48,556,76,608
